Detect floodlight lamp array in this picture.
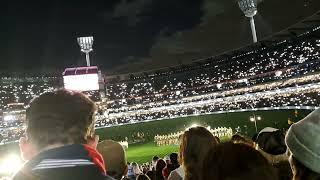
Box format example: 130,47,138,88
77,36,94,53
238,0,258,18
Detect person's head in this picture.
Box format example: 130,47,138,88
131,162,141,174
136,174,151,180
156,159,166,173
19,90,97,160
201,142,277,180
169,153,179,165
164,156,170,164
180,126,218,180
97,140,127,180
256,127,287,155
154,159,166,180
285,108,320,180
131,162,137,166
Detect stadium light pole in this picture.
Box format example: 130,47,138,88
238,0,258,43
77,36,94,67
250,115,261,133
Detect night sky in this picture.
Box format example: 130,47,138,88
1,0,319,75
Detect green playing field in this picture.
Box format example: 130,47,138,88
126,142,179,164
98,109,312,164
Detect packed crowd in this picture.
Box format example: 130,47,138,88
95,83,320,127
0,77,102,110
106,72,320,114
0,128,24,145
106,37,320,107
0,77,59,109
0,31,319,145
8,89,320,180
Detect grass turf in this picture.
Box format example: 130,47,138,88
126,142,178,164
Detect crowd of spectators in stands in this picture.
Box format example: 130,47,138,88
106,37,320,107
0,88,319,180
0,30,320,145
0,77,59,110
96,86,320,127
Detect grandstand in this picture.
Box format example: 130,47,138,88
0,11,319,145
97,12,320,127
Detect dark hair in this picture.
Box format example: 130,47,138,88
146,171,153,180
257,130,287,155
273,160,293,180
180,126,218,180
231,134,255,147
137,174,151,180
26,90,97,149
169,153,179,165
201,142,277,180
153,155,159,162
155,159,166,180
290,156,320,180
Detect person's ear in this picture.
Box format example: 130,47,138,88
87,135,99,149
19,137,37,161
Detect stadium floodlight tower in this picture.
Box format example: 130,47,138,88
238,0,258,43
77,36,94,66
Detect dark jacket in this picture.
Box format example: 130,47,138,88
12,144,114,180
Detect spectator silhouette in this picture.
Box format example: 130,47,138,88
13,90,114,180
169,126,218,180
201,142,277,180
154,159,166,180
97,140,127,180
286,108,320,180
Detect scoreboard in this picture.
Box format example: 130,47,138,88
63,66,99,92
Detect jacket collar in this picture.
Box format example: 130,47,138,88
24,144,106,174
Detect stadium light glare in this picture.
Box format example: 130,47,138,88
256,116,262,121
0,154,23,175
77,36,94,66
238,0,258,43
186,124,199,131
249,115,262,133
249,116,255,122
191,124,198,128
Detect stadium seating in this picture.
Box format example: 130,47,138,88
0,29,319,144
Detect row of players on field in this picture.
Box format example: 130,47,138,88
154,127,233,146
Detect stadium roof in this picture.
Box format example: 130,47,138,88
219,10,320,58
106,10,320,82
259,10,320,46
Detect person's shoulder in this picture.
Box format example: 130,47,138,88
168,170,182,180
